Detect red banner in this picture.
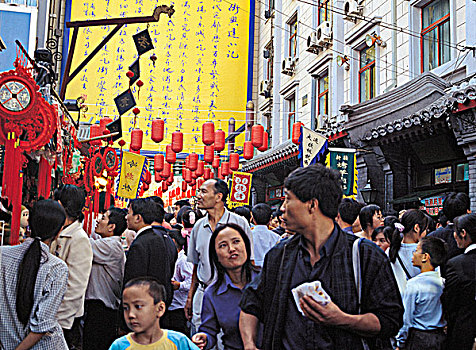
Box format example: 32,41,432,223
229,171,252,207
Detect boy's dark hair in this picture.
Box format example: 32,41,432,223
359,204,381,231
54,184,85,222
284,164,343,219
252,203,272,225
443,192,470,222
453,213,476,243
212,178,229,203
123,277,166,305
169,229,187,252
176,205,191,224
107,207,127,236
420,236,447,268
129,198,158,225
233,206,251,224
437,210,448,228
164,212,174,223
338,198,365,225
149,196,166,223
174,199,190,208
272,209,283,223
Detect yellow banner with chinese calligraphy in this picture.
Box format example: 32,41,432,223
63,0,254,154
326,148,358,198
117,151,147,199
228,171,252,208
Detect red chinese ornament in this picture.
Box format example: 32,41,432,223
183,168,192,183
204,167,212,180
151,119,164,143
221,161,230,176
214,129,225,152
166,145,176,164
202,121,215,145
251,124,264,148
171,131,183,153
89,124,102,147
243,141,254,160
189,153,198,171
204,145,214,163
162,181,168,192
258,131,269,152
155,172,162,183
230,153,240,171
191,171,198,179
196,161,205,177
212,155,220,169
292,122,304,144
154,154,164,172
130,129,143,151
162,162,171,178
133,108,140,116
126,71,134,78
197,178,204,189
100,117,112,131
182,181,187,192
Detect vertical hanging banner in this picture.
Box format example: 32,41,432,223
327,148,357,198
229,171,252,208
117,151,148,199
62,0,254,153
298,126,328,167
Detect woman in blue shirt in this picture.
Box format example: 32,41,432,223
192,223,259,350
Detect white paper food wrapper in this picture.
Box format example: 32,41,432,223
291,281,331,316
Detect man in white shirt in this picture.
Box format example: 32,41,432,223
251,203,280,267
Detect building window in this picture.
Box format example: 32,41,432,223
286,94,296,139
359,45,376,102
421,0,450,72
318,0,330,24
318,73,329,117
288,18,298,58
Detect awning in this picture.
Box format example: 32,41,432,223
391,188,448,205
241,140,298,173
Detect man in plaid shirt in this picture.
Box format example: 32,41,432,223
239,164,403,350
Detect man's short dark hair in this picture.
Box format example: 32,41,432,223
233,206,251,224
129,198,159,225
420,236,447,268
212,178,229,203
284,164,343,219
107,207,127,236
149,196,165,223
252,203,273,225
359,204,381,230
123,277,166,304
443,192,470,222
174,199,190,208
272,209,283,223
338,198,365,225
54,184,85,222
453,213,476,243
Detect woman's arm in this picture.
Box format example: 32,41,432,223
14,332,45,350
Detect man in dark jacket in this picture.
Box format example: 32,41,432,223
239,165,403,349
124,197,177,306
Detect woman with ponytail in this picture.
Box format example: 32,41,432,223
388,209,429,295
0,199,68,349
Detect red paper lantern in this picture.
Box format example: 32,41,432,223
183,168,192,183
230,153,239,171
162,181,168,192
171,131,183,153
251,124,264,148
191,171,198,179
189,153,198,171
144,171,151,185
154,154,164,172
217,167,224,179
258,131,269,152
202,121,215,146
182,181,187,192
166,145,176,164
221,161,230,176
167,172,174,186
143,183,149,191
214,129,225,152
126,71,134,78
212,155,220,168
155,171,162,183
292,122,304,144
190,178,196,187
196,161,205,177
204,167,211,180
204,145,214,163
130,129,143,151
162,162,171,178
185,155,190,169
243,141,253,160
89,124,102,146
100,117,112,131
197,178,204,189
151,119,164,143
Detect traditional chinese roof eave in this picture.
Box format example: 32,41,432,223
241,140,299,173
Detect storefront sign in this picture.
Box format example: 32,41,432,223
117,151,147,199
228,171,252,208
267,185,285,201
421,195,445,216
299,126,328,167
435,166,451,185
328,148,357,197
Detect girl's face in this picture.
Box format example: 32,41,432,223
371,211,384,230
373,232,390,252
215,227,247,271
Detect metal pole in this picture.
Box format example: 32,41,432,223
245,100,254,141
228,118,235,155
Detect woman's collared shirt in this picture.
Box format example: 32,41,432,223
0,239,69,349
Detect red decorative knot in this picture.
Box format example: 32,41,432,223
258,131,269,152
292,122,304,145
136,80,144,87
229,153,239,171
150,53,157,62
133,108,140,115
118,139,126,147
243,141,254,160
126,71,134,78
202,121,215,146
251,124,264,148
214,129,225,152
151,119,164,143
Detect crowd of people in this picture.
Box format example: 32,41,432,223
0,165,475,350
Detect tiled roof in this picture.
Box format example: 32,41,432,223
241,139,299,172
364,75,476,141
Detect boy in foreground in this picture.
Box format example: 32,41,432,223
109,278,199,350
396,237,447,350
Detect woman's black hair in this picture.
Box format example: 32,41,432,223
371,226,385,241
359,204,381,231
208,223,255,293
453,213,476,243
169,229,187,252
181,207,202,229
16,199,66,325
389,209,429,263
54,184,85,222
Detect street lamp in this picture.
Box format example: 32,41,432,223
360,179,378,204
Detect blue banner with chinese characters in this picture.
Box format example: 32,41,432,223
328,148,357,197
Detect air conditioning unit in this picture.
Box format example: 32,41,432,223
281,57,294,75
306,31,318,52
344,0,363,19
259,80,270,96
317,21,332,45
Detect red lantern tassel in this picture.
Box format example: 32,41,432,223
83,196,90,233
93,188,100,216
